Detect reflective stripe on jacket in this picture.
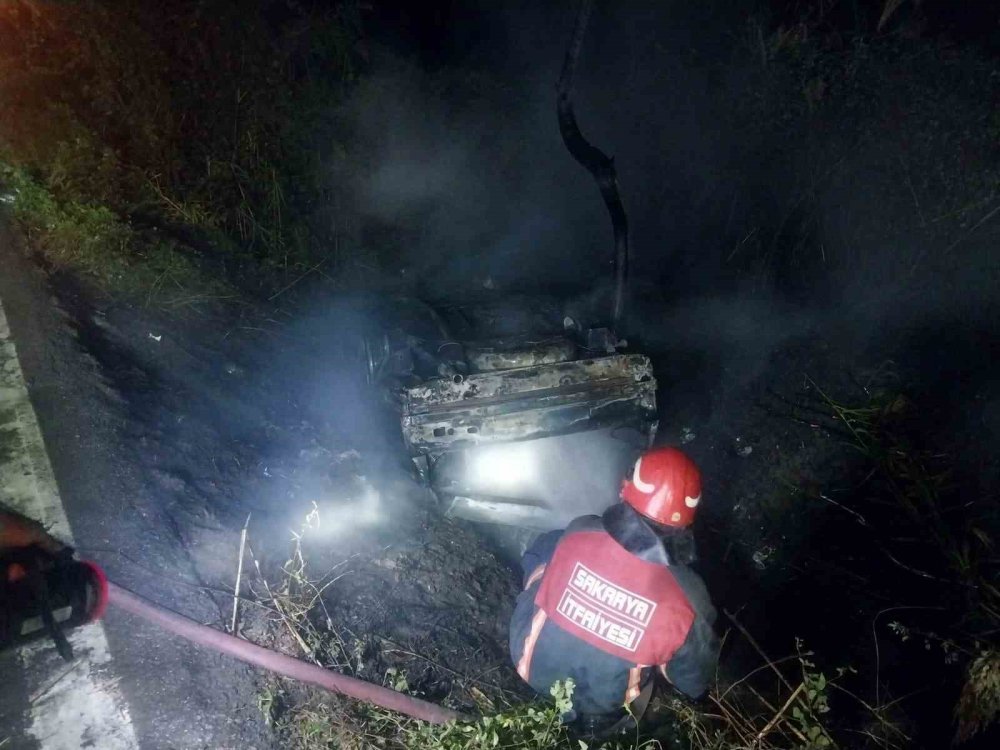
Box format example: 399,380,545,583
509,504,719,715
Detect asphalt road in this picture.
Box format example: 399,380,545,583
0,222,272,749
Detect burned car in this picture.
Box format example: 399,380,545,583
359,294,658,530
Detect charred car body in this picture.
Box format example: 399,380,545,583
360,295,658,529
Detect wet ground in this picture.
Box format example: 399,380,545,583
0,221,530,748
1,217,997,747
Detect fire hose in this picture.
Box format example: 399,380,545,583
108,583,468,725
1,551,468,725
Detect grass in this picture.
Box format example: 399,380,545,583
240,508,896,750
955,649,1000,744
804,376,1000,744
1,163,227,306
256,613,881,749
752,365,999,744
0,0,360,297
810,378,1000,626
368,680,664,750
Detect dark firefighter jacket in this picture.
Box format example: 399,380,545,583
509,503,720,716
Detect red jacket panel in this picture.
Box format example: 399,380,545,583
534,529,695,665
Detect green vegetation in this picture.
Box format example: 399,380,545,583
955,649,1000,744
376,681,660,750
0,0,360,298
246,515,872,750
808,378,999,745
260,679,609,749
0,163,220,304
653,642,846,750
258,627,867,749
814,380,999,632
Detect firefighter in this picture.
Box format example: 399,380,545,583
509,446,719,736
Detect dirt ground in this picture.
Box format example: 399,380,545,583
28,259,532,736
21,241,994,749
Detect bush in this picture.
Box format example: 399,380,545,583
956,649,1000,744
1,163,214,302
0,0,361,284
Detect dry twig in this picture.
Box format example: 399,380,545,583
230,513,251,633
248,542,318,663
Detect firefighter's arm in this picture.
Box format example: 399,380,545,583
0,509,66,554
660,612,720,698
660,568,720,699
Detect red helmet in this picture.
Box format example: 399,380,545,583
621,447,702,528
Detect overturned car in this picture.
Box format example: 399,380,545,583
360,295,658,530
